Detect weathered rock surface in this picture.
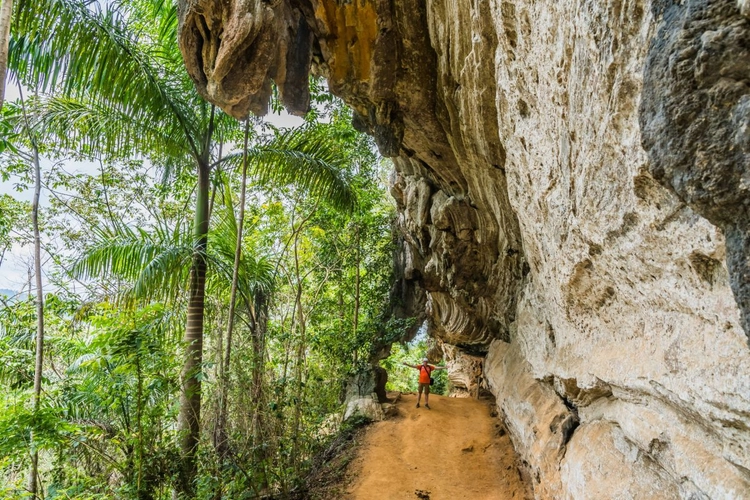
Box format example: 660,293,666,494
177,0,750,497
441,342,484,397
178,0,315,117
640,0,750,337
343,365,388,421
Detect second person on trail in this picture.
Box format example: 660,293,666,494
403,358,447,409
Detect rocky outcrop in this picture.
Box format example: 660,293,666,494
177,0,750,497
177,0,316,117
342,365,388,421
179,0,525,352
441,342,484,397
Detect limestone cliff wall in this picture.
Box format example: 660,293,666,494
177,0,750,497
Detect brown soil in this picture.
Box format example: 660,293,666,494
342,393,530,500
304,419,372,500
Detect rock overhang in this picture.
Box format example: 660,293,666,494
176,1,750,496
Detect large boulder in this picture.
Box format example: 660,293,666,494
343,365,388,421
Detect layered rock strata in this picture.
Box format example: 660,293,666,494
177,0,750,497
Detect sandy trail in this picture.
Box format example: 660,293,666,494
344,393,529,500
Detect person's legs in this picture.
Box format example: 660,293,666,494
417,384,423,407
424,385,431,408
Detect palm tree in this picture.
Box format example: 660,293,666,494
10,0,355,494
71,129,345,487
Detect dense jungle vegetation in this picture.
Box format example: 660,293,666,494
0,0,443,498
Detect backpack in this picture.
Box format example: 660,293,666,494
421,365,435,386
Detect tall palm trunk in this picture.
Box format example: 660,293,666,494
177,157,210,495
0,0,13,111
177,107,215,496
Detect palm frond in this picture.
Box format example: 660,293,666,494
27,95,188,161
207,203,275,300
11,0,201,157
72,224,192,303
242,253,275,296
221,125,357,212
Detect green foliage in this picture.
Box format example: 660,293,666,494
0,297,36,388
382,338,449,395
0,195,29,243
0,0,410,497
0,290,185,497
73,223,193,303
0,391,77,463
11,0,202,161
0,104,23,157
219,124,359,212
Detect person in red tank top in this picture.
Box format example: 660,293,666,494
402,358,447,409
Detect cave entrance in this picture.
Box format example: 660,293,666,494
379,321,450,396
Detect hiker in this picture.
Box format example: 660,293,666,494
402,358,447,409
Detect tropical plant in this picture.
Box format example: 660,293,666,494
0,2,418,498
8,0,356,494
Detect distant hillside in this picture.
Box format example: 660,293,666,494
0,288,18,298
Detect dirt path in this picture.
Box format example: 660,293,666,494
344,393,529,500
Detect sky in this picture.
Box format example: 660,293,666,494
0,84,306,293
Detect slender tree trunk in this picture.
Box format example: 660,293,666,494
208,148,222,466
210,179,223,455
290,233,306,473
99,161,117,228
177,159,210,496
0,0,13,111
19,83,44,499
213,122,250,498
210,166,223,459
207,159,222,224
223,124,249,374
250,294,267,435
212,299,223,448
275,311,293,479
27,144,43,498
250,291,268,487
136,351,145,498
278,321,292,406
352,224,361,364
